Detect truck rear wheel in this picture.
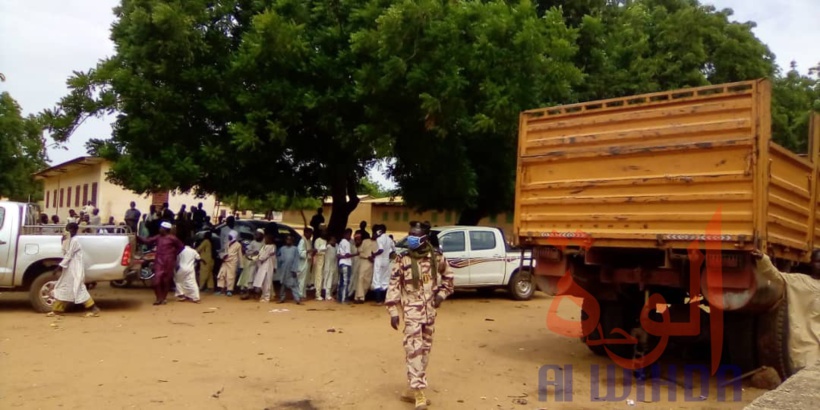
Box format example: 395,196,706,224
580,299,635,358
30,271,60,313
757,299,794,380
508,270,535,300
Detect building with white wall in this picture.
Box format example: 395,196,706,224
34,156,217,223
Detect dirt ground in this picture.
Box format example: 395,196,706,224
0,286,764,409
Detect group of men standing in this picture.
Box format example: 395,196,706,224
207,215,399,306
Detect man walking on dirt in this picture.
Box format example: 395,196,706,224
386,221,454,409
137,221,184,305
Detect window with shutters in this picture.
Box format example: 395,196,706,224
59,188,64,208
91,183,98,205
46,191,50,209
83,184,88,204
75,185,80,207
66,187,71,208
53,189,58,207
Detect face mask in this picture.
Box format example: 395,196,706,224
407,235,425,250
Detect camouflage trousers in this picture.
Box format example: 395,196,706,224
403,320,435,389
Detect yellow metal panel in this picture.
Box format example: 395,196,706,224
810,113,820,251
515,80,762,251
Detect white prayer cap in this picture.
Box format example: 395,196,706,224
229,230,238,241
256,228,265,234
160,221,172,229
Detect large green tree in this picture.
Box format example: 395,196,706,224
44,0,814,229
772,62,820,153
44,0,580,230
354,0,581,224
0,92,47,201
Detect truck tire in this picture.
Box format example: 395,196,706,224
580,299,637,358
508,270,535,300
581,297,607,356
757,299,795,381
721,312,758,373
30,271,61,313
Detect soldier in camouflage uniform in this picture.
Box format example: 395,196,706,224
386,221,455,410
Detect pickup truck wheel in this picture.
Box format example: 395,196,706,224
30,271,61,313
508,270,534,300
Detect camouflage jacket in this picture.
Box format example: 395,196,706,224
386,249,455,324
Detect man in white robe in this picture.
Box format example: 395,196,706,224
313,231,328,300
253,232,277,302
372,225,395,304
175,245,201,302
297,228,314,299
239,229,264,299
48,222,100,317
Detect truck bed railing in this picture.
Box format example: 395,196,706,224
21,224,133,235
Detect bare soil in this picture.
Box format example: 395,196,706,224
0,286,764,409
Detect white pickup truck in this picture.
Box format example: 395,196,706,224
0,201,133,312
396,226,537,300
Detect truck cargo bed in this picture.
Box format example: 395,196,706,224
514,79,819,263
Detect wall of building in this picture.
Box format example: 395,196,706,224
283,202,515,242
40,162,103,221
39,161,217,225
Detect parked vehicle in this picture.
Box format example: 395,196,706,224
193,220,301,251
111,249,155,288
395,226,536,300
193,220,302,284
513,79,820,379
0,201,134,312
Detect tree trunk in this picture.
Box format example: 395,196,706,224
457,208,486,226
327,174,360,239
299,209,308,228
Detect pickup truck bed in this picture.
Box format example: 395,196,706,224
1,201,133,312
514,79,820,263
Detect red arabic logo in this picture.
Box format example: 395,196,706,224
545,209,725,374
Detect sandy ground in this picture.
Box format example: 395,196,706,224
0,286,765,409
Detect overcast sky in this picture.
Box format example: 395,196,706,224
1,0,818,190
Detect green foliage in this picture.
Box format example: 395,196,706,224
570,0,775,100
232,193,322,214
772,62,820,153
354,0,582,223
0,92,47,201
358,176,391,198
42,0,818,229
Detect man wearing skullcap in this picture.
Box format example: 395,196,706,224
137,221,185,305
216,230,243,296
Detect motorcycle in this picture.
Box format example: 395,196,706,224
110,248,156,288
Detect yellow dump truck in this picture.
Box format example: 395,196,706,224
514,79,819,377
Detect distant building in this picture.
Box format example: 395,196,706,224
33,156,217,224
282,195,515,241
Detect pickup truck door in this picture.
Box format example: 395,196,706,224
466,229,507,286
438,230,469,287
0,204,14,286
